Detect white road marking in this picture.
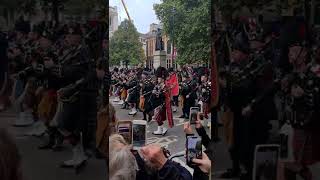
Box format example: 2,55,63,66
147,135,178,149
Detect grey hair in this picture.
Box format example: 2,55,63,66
109,134,128,153
109,146,138,180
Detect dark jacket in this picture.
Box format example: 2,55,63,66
134,152,192,180
189,127,214,180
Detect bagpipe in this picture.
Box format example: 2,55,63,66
181,79,198,97
151,82,165,97
15,64,45,79
228,37,277,90
280,67,320,128
57,78,87,103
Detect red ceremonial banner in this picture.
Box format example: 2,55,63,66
165,90,174,128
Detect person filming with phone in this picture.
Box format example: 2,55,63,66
109,134,193,180
184,112,213,180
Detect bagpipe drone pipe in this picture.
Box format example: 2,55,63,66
279,67,320,129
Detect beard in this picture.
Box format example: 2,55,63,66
143,159,158,175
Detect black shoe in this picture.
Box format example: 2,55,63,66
220,168,241,178
239,173,251,180
75,160,87,174
179,115,185,118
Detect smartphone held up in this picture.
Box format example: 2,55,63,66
189,107,200,124
186,135,202,167
132,120,147,150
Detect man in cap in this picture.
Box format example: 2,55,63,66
140,70,155,121
180,73,197,119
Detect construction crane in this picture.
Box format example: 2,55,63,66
120,0,132,22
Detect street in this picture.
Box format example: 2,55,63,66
1,100,319,180
110,97,234,179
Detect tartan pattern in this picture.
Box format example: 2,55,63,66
293,129,320,165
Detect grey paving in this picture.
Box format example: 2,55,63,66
2,101,318,180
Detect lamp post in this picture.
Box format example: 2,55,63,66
171,7,176,69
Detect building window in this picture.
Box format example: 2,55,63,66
167,40,171,54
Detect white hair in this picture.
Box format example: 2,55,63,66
109,147,138,180
109,134,128,153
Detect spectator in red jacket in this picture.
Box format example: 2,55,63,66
166,68,179,112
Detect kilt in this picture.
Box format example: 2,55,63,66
57,99,80,132
127,89,138,104
220,108,234,147
153,104,166,126
120,88,127,100
143,94,153,114
293,129,320,165
179,95,184,108
139,96,145,111
23,78,37,109
37,90,57,123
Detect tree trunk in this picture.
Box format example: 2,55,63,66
52,1,59,25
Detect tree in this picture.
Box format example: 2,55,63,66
0,0,19,27
18,0,37,20
63,0,97,17
39,0,66,25
154,0,211,65
109,19,144,67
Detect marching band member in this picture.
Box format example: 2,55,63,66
180,73,197,119
281,43,320,180
152,67,173,135
198,73,211,119
127,70,139,116
139,71,154,121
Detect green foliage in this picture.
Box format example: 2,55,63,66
63,0,95,15
109,19,144,67
154,0,211,65
215,0,287,20
18,0,38,17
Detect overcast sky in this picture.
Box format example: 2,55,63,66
109,0,161,33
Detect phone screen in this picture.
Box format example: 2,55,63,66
132,124,146,148
186,136,202,165
253,145,279,180
118,125,131,144
189,108,199,124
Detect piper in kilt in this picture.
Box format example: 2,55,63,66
151,67,173,135
282,44,320,180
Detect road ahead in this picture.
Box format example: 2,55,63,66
2,99,317,180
